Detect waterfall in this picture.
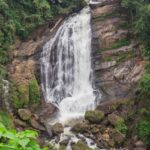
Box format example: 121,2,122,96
41,7,96,122
2,80,12,112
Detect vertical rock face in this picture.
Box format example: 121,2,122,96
91,0,144,102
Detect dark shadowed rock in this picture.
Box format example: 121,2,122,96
14,118,28,127
30,118,45,131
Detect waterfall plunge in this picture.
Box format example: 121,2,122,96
41,7,96,122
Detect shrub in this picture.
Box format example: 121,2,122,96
0,111,14,129
137,119,150,146
18,84,29,107
139,73,150,98
29,79,40,105
115,118,128,134
0,123,46,150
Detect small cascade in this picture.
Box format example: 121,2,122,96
41,6,98,122
2,80,11,112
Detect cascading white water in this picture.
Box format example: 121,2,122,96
41,7,96,122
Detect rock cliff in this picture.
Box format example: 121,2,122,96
91,0,144,102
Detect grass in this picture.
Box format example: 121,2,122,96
102,39,130,51
102,51,134,64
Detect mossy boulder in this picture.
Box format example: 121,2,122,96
18,109,32,121
71,122,88,133
72,140,91,150
108,113,127,134
85,110,104,124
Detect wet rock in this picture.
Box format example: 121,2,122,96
30,118,45,131
18,109,32,121
72,140,91,150
72,122,88,133
43,122,53,137
39,103,57,120
60,138,70,146
107,113,123,126
51,123,64,135
85,110,104,124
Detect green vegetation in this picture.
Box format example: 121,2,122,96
102,39,130,51
85,110,104,124
135,62,150,146
29,79,40,105
121,0,150,54
115,118,127,135
18,84,29,107
0,111,14,129
137,119,150,146
0,0,86,110
9,79,41,109
103,51,134,64
0,123,47,150
139,73,150,98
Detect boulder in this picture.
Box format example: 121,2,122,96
134,141,146,148
30,118,45,131
91,126,99,134
110,130,125,144
51,123,64,135
85,110,104,124
107,113,123,126
72,122,88,133
102,133,109,142
18,109,32,121
72,140,91,150
14,119,28,127
60,138,70,146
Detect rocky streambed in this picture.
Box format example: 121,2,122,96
13,98,146,150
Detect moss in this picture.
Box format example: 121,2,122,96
137,119,150,146
18,84,29,107
72,141,91,150
29,79,40,105
102,39,130,51
0,111,14,129
85,110,104,124
59,145,66,150
115,117,127,135
72,123,87,133
102,51,134,64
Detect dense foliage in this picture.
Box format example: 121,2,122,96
0,0,85,64
121,0,150,54
0,123,46,150
0,0,85,107
121,0,150,147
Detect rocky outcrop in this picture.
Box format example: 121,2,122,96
91,0,144,102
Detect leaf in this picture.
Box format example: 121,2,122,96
19,138,30,148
